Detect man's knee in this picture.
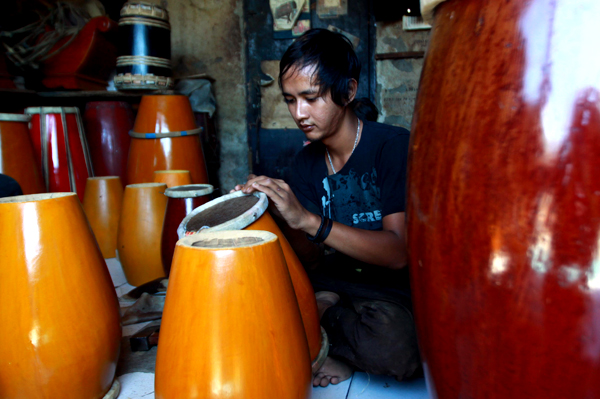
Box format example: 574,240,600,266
0,174,23,198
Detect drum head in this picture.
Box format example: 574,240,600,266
186,195,259,231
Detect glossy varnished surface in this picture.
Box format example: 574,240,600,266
407,0,600,398
153,170,192,188
0,117,45,194
155,231,312,399
83,176,124,258
0,193,121,398
117,183,167,286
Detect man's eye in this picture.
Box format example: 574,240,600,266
283,98,294,104
306,97,317,102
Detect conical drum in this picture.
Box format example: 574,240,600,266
155,230,312,399
179,191,325,369
0,193,121,399
153,169,192,188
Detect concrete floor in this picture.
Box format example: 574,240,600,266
107,258,431,399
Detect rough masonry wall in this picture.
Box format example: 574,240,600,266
376,22,430,129
169,0,248,191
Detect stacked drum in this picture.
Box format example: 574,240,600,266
114,1,174,90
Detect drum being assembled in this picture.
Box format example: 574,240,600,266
0,193,121,399
114,1,173,90
155,230,312,399
0,113,45,194
161,184,213,277
179,191,327,370
407,0,600,398
25,107,94,201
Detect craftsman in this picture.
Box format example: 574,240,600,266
232,28,420,387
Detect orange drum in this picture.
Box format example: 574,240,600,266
153,169,192,188
0,113,45,194
179,191,326,370
117,182,168,286
155,230,312,399
126,95,208,185
25,107,94,201
83,176,124,258
0,193,121,399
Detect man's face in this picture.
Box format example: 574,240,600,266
281,65,346,143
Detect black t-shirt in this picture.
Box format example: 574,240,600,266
290,120,411,288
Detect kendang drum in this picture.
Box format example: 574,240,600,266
114,1,173,90
155,230,312,399
179,190,327,370
161,184,213,277
0,113,45,194
153,169,192,188
126,95,209,185
0,193,121,399
83,101,134,184
25,107,94,201
407,0,600,398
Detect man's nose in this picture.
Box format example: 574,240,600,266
295,101,309,120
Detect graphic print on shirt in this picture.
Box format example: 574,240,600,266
321,167,383,229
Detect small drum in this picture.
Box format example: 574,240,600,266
0,113,45,194
161,184,214,276
25,107,94,201
178,191,327,370
114,1,173,90
83,101,134,184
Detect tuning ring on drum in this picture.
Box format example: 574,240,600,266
128,127,203,139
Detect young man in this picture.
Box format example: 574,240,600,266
234,28,420,387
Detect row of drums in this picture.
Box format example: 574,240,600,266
0,191,320,398
0,95,209,201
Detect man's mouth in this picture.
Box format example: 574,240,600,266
299,124,315,133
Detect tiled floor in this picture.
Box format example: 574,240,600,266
109,258,431,399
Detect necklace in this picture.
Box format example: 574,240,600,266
326,119,360,175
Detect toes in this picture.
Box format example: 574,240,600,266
313,373,325,387
320,376,331,387
330,377,340,385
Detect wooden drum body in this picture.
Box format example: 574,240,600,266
407,0,600,398
126,95,208,185
117,182,168,286
155,230,312,399
83,101,134,183
0,193,121,399
161,184,213,277
115,1,173,90
25,107,94,201
153,169,192,188
179,191,325,369
0,113,45,194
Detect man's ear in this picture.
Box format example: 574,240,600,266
346,78,358,104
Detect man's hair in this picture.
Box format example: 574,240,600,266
279,28,361,107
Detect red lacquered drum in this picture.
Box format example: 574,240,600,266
84,101,134,183
0,113,45,194
155,231,312,399
179,191,327,371
0,193,121,399
407,1,600,398
126,95,208,184
161,184,213,276
25,107,94,201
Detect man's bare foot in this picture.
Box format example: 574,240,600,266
315,291,340,319
313,356,353,387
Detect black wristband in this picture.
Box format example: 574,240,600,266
319,217,333,243
306,215,325,242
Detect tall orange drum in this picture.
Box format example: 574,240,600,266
83,176,124,259
25,107,94,201
155,230,312,399
0,113,45,194
126,95,208,185
408,0,600,398
153,169,192,188
117,182,168,286
179,191,326,369
0,193,121,399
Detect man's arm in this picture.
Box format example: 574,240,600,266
239,175,407,270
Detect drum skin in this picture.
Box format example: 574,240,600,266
126,95,208,185
0,115,45,194
83,176,124,259
246,212,322,363
84,101,134,184
153,170,192,188
117,183,167,286
0,193,121,399
155,231,312,399
407,1,600,398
